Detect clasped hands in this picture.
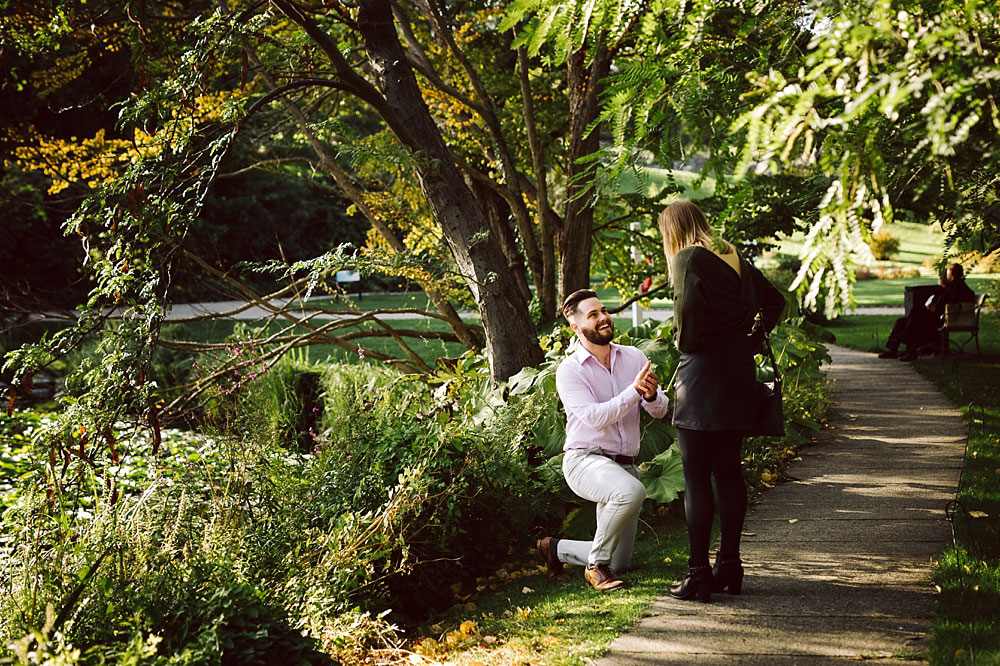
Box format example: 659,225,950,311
633,360,659,401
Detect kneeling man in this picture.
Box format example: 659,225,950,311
538,289,669,591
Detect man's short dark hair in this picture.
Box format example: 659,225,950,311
950,263,964,279
562,289,598,319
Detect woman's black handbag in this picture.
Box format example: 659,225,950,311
747,301,784,437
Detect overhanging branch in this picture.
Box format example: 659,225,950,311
607,282,671,315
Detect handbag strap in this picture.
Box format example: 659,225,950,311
748,284,782,387
759,317,782,387
665,362,680,393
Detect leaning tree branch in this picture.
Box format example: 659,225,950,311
216,157,318,179
178,247,481,367
233,27,483,349
159,326,466,353
607,282,671,315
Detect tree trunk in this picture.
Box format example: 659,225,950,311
465,176,533,307
559,43,612,305
245,44,483,351
355,0,543,379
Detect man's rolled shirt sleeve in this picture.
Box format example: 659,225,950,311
642,387,670,420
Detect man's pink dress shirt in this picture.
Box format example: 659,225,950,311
556,342,670,457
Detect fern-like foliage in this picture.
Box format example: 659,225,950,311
508,0,1000,316
501,0,669,60
735,0,1000,312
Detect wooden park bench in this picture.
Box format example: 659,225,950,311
939,293,987,358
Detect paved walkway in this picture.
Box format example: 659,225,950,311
597,344,968,665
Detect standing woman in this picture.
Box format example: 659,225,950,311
657,200,785,602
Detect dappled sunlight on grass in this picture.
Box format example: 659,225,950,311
406,514,691,666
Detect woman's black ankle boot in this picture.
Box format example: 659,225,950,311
668,565,712,602
711,555,744,594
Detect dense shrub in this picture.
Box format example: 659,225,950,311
0,360,565,662
761,255,802,291
869,230,901,260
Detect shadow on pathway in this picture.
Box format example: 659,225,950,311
597,344,967,665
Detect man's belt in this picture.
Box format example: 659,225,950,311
603,452,637,466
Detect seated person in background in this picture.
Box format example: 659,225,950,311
879,263,975,361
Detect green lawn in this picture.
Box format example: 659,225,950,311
849,275,998,308
309,285,677,318
777,220,945,272
825,312,1000,665
161,315,475,369
618,166,717,200
270,274,1000,327
406,511,693,666
305,274,996,317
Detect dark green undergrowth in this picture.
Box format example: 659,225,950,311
0,316,830,665
826,312,1000,666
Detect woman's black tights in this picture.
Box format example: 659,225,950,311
675,428,747,567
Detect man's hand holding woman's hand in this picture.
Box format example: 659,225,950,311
633,360,659,401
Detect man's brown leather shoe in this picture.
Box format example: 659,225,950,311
537,537,570,581
585,563,625,591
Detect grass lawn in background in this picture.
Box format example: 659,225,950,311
306,285,678,318
161,315,652,373
304,273,996,316
848,275,998,308
776,220,946,272
161,316,474,369
825,312,1000,665
618,166,717,201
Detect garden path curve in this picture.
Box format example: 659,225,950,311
596,344,968,665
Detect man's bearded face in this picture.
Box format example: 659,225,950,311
574,298,614,345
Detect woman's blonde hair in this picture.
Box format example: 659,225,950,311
657,200,735,277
